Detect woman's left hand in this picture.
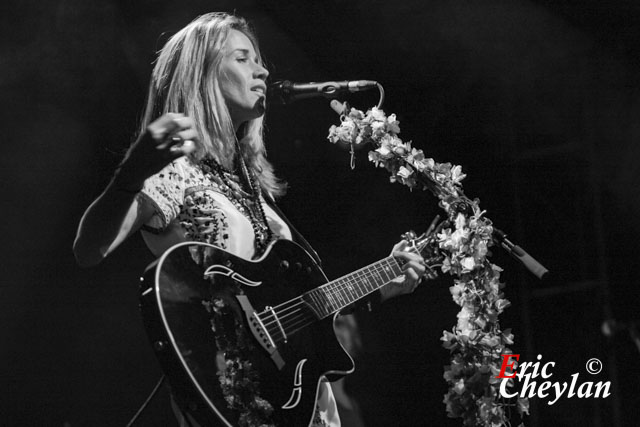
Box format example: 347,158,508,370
380,240,428,302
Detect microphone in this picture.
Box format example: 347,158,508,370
492,228,550,280
268,80,378,104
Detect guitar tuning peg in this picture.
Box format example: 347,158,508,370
401,230,417,242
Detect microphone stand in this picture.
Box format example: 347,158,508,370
410,172,549,280
328,99,549,280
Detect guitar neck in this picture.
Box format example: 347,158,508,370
304,256,403,319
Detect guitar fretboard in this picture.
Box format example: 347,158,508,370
304,256,403,319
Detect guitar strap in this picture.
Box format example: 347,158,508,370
265,196,323,267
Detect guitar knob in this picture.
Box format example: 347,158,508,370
279,260,290,271
294,262,303,271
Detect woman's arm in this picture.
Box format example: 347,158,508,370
73,181,154,267
73,113,198,267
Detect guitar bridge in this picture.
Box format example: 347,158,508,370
235,295,285,370
265,305,288,343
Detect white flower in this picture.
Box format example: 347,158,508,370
397,165,414,179
406,147,423,164
375,144,392,158
449,228,469,250
454,212,466,230
453,378,465,395
393,143,408,156
456,306,475,336
449,283,465,304
473,238,488,260
441,256,452,273
370,107,386,121
327,120,357,145
451,165,466,184
461,257,476,272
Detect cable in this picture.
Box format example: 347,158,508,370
376,82,385,109
125,375,166,427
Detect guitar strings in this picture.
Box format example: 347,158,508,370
265,255,400,320
264,245,418,327
265,246,428,342
261,257,401,329
265,247,429,343
260,257,398,328
260,257,404,343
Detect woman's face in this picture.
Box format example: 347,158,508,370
219,29,269,130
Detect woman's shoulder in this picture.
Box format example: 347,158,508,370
142,155,206,192
163,155,205,178
171,154,200,172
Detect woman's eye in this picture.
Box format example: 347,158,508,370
237,57,248,63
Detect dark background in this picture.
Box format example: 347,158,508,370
2,0,639,426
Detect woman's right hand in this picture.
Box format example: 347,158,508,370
113,113,198,191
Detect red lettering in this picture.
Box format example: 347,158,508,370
496,354,520,378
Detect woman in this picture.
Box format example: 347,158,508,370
74,12,426,426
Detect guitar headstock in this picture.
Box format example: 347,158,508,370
401,215,446,280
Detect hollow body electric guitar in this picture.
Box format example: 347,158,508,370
139,232,440,427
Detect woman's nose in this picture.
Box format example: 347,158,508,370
254,63,269,81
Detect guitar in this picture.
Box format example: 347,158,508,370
139,230,441,427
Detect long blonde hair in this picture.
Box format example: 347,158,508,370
139,12,285,197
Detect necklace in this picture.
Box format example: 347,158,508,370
200,155,273,255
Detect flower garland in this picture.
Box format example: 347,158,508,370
200,279,276,427
328,107,529,426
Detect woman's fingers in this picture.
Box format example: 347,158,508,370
404,269,420,289
173,126,198,142
393,249,421,263
149,114,196,147
169,128,198,149
393,251,427,276
166,128,197,158
117,113,198,186
382,240,433,300
167,138,196,159
391,240,409,252
143,114,198,159
148,113,183,141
